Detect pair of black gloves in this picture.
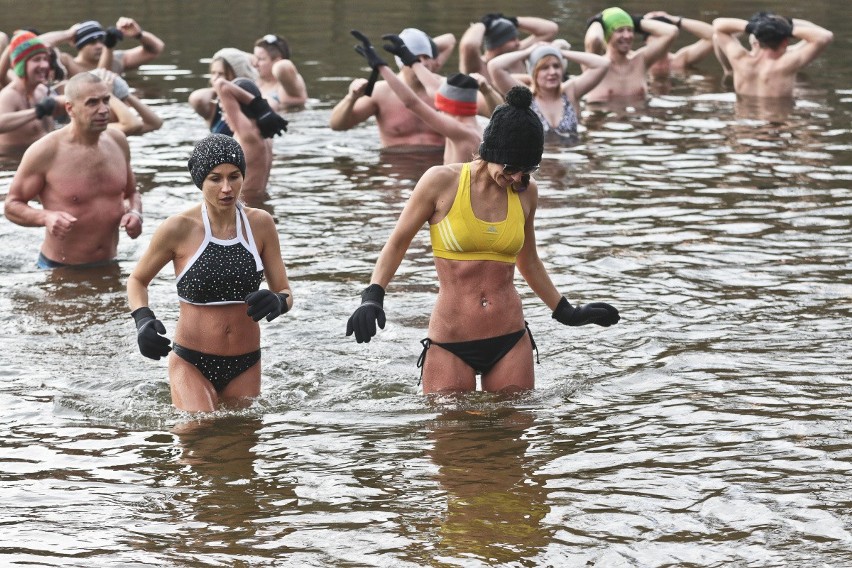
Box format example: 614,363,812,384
132,290,289,360
351,30,421,71
345,284,620,344
481,13,519,29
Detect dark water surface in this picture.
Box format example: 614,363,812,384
0,0,850,566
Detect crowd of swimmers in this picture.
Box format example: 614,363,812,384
0,9,833,410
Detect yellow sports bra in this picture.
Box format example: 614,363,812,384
430,163,525,264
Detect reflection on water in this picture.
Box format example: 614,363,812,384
427,409,551,563
0,0,851,565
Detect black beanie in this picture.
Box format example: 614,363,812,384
188,134,246,188
478,86,543,168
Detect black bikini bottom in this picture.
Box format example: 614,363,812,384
417,322,538,383
173,343,261,393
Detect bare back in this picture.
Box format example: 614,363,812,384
730,51,796,98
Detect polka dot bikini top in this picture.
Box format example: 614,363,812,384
176,202,264,305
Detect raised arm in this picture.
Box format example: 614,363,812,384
780,19,833,70
112,17,165,70
329,78,378,130
561,50,610,101
486,45,529,96
431,32,457,70
459,22,486,75
647,12,714,67
212,77,259,141
125,94,163,134
584,19,607,56
635,16,679,67
516,16,559,48
712,18,751,63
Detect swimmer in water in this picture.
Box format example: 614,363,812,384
346,86,620,394
127,134,293,412
713,12,833,99
251,33,308,110
4,72,141,269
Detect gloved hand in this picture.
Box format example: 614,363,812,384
248,96,288,138
480,12,503,29
345,283,386,343
351,30,387,70
131,307,172,360
382,34,419,66
34,97,56,119
104,26,124,48
586,12,604,30
552,297,620,327
631,14,644,33
245,289,290,322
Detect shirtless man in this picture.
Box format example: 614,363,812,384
4,72,141,269
583,7,678,103
330,28,447,151
40,18,164,77
0,32,61,154
713,13,833,99
459,12,558,83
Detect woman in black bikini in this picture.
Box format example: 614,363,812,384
127,134,293,411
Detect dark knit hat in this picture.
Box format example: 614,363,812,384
74,20,106,49
484,18,518,50
435,73,478,117
9,31,48,77
188,134,246,188
753,14,793,48
478,86,543,168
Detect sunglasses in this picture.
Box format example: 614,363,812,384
502,163,540,176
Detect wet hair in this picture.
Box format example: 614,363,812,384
254,34,290,60
64,71,103,102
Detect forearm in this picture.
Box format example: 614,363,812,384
584,23,606,55
127,275,151,312
3,198,46,227
38,27,75,48
126,95,163,132
517,254,562,310
680,18,714,40
0,109,39,133
713,18,748,35
329,93,362,130
137,31,164,54
792,20,834,44
411,63,440,94
459,23,486,74
517,17,558,41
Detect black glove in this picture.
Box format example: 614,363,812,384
586,12,604,29
345,284,386,343
247,96,288,138
34,97,56,119
104,26,124,48
131,307,172,360
649,15,676,26
480,12,504,29
382,34,419,66
505,15,519,27
552,297,620,327
351,30,387,70
245,289,290,322
631,14,644,33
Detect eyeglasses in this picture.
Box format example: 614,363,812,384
502,163,540,176
262,34,278,44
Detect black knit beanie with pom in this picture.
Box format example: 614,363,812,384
478,86,544,168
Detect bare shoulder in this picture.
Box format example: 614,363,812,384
0,84,24,110
103,127,130,153
157,205,202,241
244,206,276,230
19,129,62,166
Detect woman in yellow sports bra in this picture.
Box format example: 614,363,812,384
346,86,620,394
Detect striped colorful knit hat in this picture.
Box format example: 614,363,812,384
10,31,48,78
435,73,478,117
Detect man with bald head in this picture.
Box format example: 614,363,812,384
5,72,141,268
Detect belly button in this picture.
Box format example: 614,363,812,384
481,297,488,307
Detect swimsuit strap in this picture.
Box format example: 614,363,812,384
235,202,264,272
